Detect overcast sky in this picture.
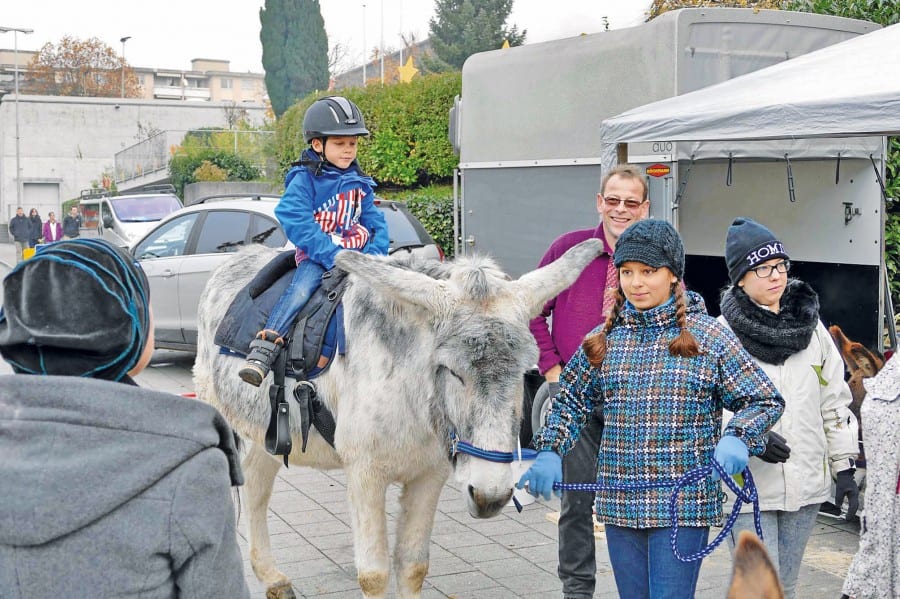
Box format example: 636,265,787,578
1,1,651,73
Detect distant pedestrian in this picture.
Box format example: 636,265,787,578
42,212,62,244
62,206,82,239
27,208,42,248
7,207,30,264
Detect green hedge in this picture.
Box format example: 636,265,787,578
168,150,261,198
275,72,461,187
883,138,900,306
380,185,456,258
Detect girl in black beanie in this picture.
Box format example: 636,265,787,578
719,217,859,599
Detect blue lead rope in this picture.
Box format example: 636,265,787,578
448,431,761,562
553,459,763,563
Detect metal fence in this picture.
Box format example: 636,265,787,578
114,129,275,184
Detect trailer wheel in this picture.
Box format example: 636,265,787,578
530,381,552,439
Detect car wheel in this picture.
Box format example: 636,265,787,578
530,381,552,437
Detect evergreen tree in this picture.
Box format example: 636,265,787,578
260,0,330,118
427,0,526,71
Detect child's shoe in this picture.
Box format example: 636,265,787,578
238,330,284,386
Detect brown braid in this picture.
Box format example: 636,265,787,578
668,283,700,357
582,289,625,367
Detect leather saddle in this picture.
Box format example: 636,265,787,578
214,250,347,462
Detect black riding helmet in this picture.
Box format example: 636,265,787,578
303,96,369,143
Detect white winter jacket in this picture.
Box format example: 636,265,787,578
719,318,859,512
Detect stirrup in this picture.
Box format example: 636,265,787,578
238,331,284,387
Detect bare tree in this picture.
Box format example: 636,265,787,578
223,101,250,129
328,41,351,77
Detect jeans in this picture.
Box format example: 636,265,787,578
264,260,325,336
557,391,604,599
605,524,709,599
727,504,819,599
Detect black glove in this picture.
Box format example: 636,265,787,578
758,431,791,464
834,469,859,521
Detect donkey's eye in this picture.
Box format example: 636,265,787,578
439,365,465,385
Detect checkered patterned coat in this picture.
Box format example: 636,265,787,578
534,291,784,528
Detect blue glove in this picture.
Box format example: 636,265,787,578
516,450,562,500
713,435,749,480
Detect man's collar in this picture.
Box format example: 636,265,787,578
593,223,615,256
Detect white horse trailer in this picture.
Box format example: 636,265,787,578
449,8,889,439
600,21,900,353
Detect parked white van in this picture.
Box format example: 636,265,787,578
79,187,182,247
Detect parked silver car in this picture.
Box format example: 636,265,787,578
131,194,443,352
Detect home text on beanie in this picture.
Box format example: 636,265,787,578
725,217,789,284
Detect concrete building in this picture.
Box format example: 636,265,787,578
0,51,266,104
0,94,268,227
0,50,269,228
132,58,266,104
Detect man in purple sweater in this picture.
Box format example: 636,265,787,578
529,163,649,599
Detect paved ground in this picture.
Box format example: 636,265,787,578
0,242,861,598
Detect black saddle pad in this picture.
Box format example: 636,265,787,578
215,250,296,356
214,251,348,378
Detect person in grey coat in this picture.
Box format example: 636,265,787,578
7,206,30,263
0,238,250,599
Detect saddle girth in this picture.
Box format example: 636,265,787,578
264,268,347,465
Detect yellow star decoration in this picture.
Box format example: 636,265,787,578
398,57,419,83
501,39,510,49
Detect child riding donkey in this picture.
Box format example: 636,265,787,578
239,96,388,386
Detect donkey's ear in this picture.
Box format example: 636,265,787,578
335,251,454,313
727,531,784,599
510,239,602,317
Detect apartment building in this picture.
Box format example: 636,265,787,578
0,51,266,104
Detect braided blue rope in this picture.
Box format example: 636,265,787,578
446,431,762,559
554,459,763,563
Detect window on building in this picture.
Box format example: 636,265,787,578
241,79,255,90
220,78,233,89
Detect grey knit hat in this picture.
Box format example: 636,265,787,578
725,217,789,284
614,219,685,279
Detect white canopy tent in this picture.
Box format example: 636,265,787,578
600,22,900,171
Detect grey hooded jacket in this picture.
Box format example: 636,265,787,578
0,375,250,598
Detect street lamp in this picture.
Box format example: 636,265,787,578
380,0,384,85
0,25,34,210
361,4,366,86
120,36,131,98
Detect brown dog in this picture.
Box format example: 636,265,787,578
727,531,785,599
828,325,884,467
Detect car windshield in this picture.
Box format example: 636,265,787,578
110,195,182,222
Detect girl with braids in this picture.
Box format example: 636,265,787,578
518,219,784,599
